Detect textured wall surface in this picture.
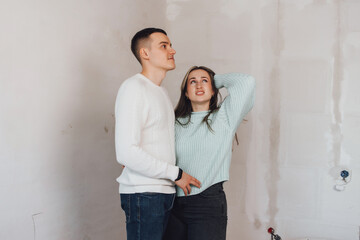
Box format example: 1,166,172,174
1,0,359,239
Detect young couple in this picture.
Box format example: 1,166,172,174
115,28,255,240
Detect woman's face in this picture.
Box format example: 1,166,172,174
185,69,214,111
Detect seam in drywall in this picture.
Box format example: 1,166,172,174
267,0,283,229
330,0,344,168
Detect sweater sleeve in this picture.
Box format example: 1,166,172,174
215,73,255,132
114,81,179,181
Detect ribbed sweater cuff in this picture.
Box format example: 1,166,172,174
167,165,180,181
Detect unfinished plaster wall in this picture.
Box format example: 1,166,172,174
165,1,360,239
1,0,359,240
0,0,167,239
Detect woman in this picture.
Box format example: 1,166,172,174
163,66,255,240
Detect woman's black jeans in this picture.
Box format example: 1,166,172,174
163,182,227,240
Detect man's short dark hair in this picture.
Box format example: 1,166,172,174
131,28,167,63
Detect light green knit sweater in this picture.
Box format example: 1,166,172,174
175,73,255,197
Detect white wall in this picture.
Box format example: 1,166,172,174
1,0,359,239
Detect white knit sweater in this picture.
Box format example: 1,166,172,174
115,73,179,194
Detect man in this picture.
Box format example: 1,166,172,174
115,28,201,240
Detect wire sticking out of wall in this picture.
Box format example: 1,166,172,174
267,227,282,240
333,169,351,191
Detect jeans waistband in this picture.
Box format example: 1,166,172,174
201,181,224,194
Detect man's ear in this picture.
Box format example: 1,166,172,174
139,47,150,61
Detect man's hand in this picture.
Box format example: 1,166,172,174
175,171,201,196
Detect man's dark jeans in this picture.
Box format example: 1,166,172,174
120,192,175,240
163,182,228,240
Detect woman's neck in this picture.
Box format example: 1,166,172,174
191,102,210,112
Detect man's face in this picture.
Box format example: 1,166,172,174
146,32,176,71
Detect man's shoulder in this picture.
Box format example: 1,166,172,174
120,74,147,92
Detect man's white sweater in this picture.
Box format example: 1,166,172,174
115,73,179,194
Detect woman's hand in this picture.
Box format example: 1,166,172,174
175,172,201,196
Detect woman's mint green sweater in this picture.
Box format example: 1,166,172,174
175,73,255,197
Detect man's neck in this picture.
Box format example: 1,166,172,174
141,68,167,86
